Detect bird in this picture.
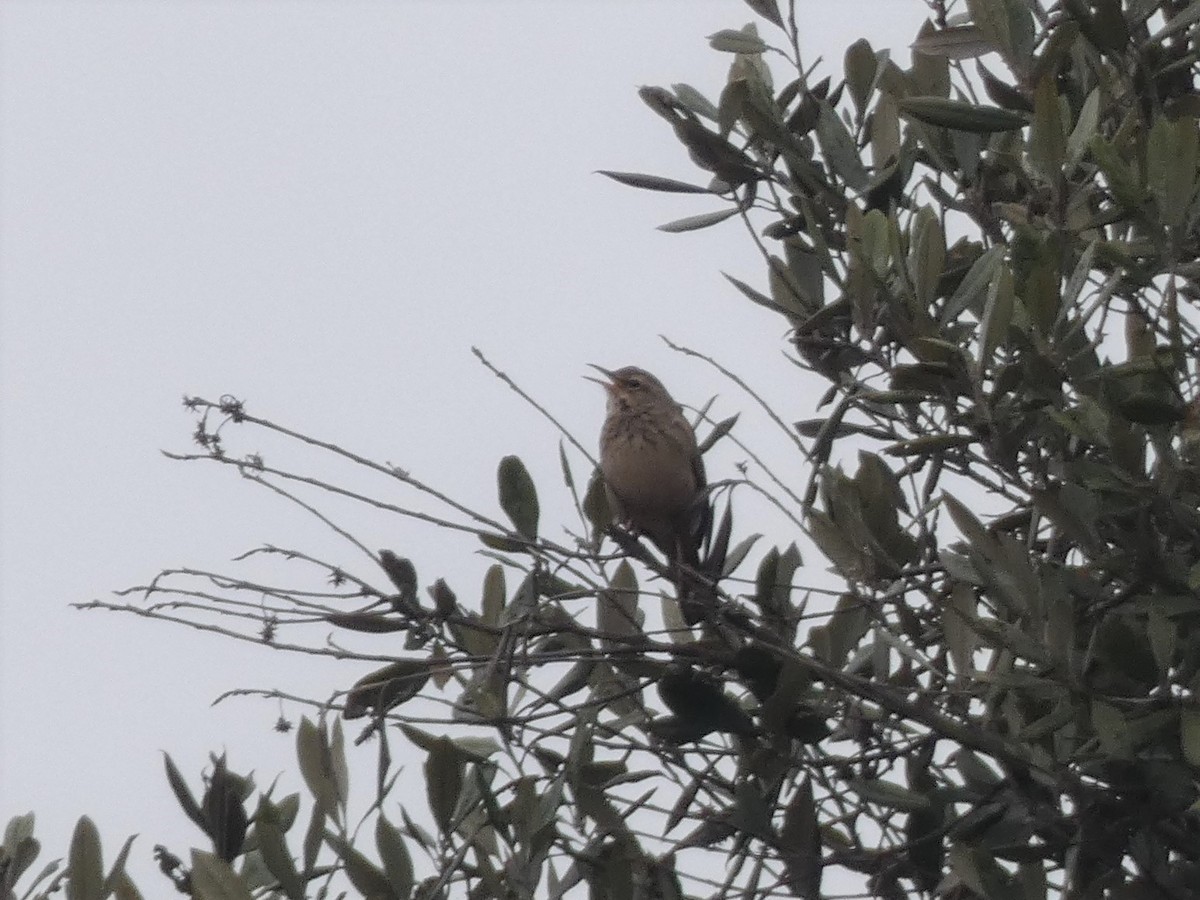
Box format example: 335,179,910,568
589,365,713,624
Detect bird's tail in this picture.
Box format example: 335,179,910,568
674,497,731,627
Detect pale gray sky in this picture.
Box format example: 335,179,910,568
1,0,930,890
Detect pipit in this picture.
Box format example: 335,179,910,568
589,365,712,624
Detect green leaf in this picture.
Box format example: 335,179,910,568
1147,609,1176,676
815,103,869,190
723,271,793,317
772,543,802,617
942,492,992,553
967,0,1013,58
1182,710,1200,767
162,753,209,833
1089,133,1144,213
656,207,740,233
254,800,304,900
1030,73,1065,182
1070,0,1129,50
582,467,611,539
807,511,869,581
1117,393,1186,425
376,816,414,900
753,546,781,615
909,21,951,97
857,208,891,278
481,563,506,627
848,778,931,812
189,850,254,900
899,97,1028,133
343,658,433,720
844,39,876,113
3,812,36,853
977,61,1032,112
779,779,822,899
942,245,1004,321
202,756,249,862
885,433,975,457
697,413,739,456
110,869,144,900
324,832,397,900
101,835,137,900
378,550,417,602
1148,115,1199,228
325,611,408,633
331,722,349,819
768,255,812,315
425,737,467,834
977,261,1014,373
968,0,1034,76
400,724,500,763
671,83,719,121
497,455,539,540
741,0,783,28
295,718,339,818
869,92,901,168
952,748,1002,791
721,531,762,576
708,28,767,54
1065,88,1100,174
1091,701,1130,757
944,583,978,675
909,207,945,308
810,593,869,666
595,170,713,194
478,532,526,552
66,816,104,900
911,25,995,59
597,560,642,646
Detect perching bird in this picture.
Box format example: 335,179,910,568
590,365,712,624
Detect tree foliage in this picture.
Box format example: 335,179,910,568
17,0,1200,898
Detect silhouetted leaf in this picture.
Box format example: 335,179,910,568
657,207,740,233
596,170,714,194
202,756,248,862
425,737,466,834
343,658,434,720
723,271,793,316
378,551,417,603
779,779,821,899
66,817,104,900
163,753,209,833
498,455,539,540
325,611,408,633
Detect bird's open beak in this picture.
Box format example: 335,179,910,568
585,364,616,389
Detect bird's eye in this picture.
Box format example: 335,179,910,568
627,378,642,389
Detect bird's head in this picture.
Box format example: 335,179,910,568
587,365,673,412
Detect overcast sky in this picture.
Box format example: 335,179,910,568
1,0,930,891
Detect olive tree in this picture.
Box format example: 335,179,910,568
13,0,1200,898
